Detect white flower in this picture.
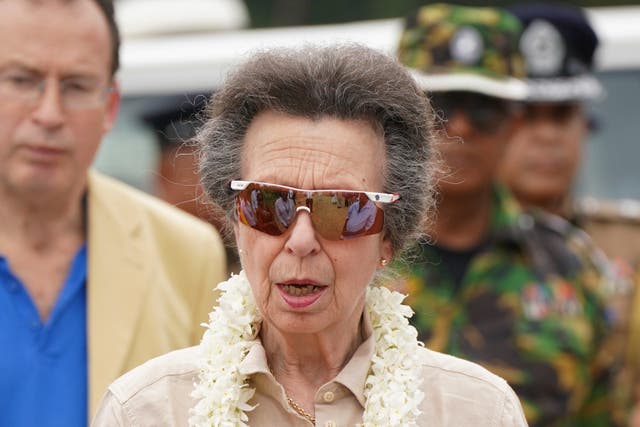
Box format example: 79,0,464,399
189,272,424,426
362,285,424,427
189,271,260,427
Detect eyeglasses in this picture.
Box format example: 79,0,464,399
230,180,399,240
429,92,518,134
521,103,581,124
0,69,112,110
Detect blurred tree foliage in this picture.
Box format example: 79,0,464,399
244,0,640,27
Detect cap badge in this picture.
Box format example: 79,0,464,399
520,19,566,77
450,26,484,65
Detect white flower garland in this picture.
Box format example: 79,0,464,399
189,271,425,426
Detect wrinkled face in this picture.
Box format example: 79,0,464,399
430,92,518,196
235,111,392,337
499,103,586,206
0,0,119,200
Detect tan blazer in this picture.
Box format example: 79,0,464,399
87,171,226,417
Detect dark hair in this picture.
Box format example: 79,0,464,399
198,44,438,255
38,0,119,75
92,0,120,76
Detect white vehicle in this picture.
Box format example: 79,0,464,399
95,5,640,201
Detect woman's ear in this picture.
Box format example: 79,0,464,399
380,238,393,267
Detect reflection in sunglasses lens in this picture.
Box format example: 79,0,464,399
234,183,387,240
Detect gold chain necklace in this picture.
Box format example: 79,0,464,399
286,395,316,424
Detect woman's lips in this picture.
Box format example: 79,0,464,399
277,282,326,309
280,284,322,296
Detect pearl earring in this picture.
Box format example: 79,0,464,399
380,259,388,266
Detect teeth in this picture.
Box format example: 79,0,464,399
282,284,319,296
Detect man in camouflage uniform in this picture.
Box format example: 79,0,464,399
394,4,617,426
496,4,638,422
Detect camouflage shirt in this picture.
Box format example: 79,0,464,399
571,198,640,419
392,186,617,427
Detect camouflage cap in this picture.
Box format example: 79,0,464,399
397,3,528,100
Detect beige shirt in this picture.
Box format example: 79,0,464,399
92,330,527,426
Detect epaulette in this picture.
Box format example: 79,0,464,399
574,197,640,224
529,207,634,299
516,209,617,289
527,208,575,237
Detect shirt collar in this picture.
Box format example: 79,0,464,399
333,309,374,407
238,308,375,408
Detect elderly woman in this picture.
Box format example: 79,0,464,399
91,44,527,426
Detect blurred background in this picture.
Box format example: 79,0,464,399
95,0,640,215
243,0,640,26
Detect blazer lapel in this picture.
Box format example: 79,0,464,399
86,171,150,415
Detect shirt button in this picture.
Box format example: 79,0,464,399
324,421,336,427
322,391,335,403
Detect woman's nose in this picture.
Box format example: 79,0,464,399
284,210,321,258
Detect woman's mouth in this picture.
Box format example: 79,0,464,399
280,284,322,296
277,282,326,308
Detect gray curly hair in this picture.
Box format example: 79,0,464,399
197,43,437,256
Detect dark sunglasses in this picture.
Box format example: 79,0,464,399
521,102,581,123
429,92,517,134
230,181,399,240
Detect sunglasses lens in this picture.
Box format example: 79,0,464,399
236,186,290,236
235,184,385,240
430,92,511,133
467,96,510,132
429,92,458,122
331,192,384,239
308,192,350,240
523,103,578,123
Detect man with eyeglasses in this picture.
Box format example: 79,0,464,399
0,1,226,425
499,4,639,424
393,4,617,426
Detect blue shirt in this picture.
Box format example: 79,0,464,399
0,244,88,427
